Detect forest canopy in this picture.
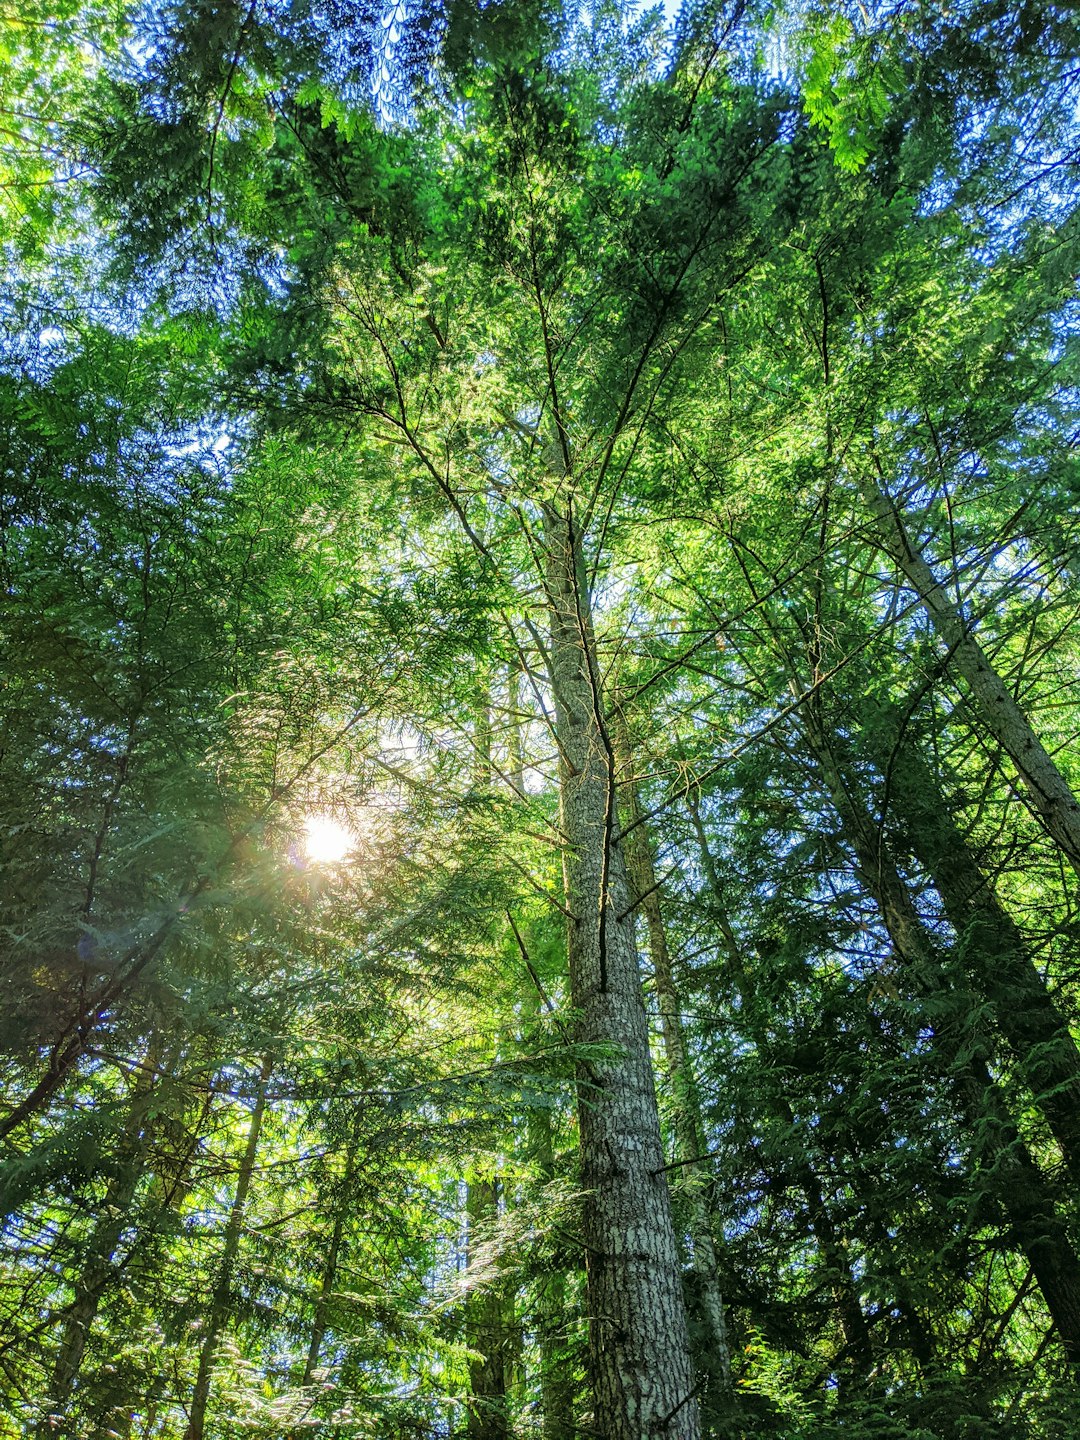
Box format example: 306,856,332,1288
3,2,1080,1438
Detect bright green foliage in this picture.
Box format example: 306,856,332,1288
0,1,129,252
3,2,1080,1438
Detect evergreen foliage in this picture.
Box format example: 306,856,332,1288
3,2,1080,1437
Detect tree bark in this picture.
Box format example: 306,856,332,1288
861,471,1080,876
543,499,701,1440
806,713,1080,1364
874,721,1080,1188
614,715,731,1398
183,1055,273,1440
466,1177,512,1440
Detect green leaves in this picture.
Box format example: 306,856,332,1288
5,2,1080,1434
796,10,897,173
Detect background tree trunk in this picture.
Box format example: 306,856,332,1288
806,713,1080,1364
183,1055,273,1440
686,800,876,1386
873,719,1080,1185
861,471,1080,875
466,1176,512,1440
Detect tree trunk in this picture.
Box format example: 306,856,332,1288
39,1158,145,1432
183,1055,273,1440
614,714,731,1397
874,721,1080,1187
301,1139,361,1390
543,499,701,1440
806,713,1080,1364
35,1043,184,1436
861,471,1080,876
36,1143,149,1432
466,1177,512,1440
301,1208,345,1388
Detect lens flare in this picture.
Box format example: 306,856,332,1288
302,814,355,864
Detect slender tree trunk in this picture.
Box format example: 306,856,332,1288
36,1156,149,1434
301,1207,345,1387
614,713,731,1397
183,1055,273,1440
39,1158,145,1432
465,677,516,1438
543,499,701,1440
806,713,1080,1364
466,1177,511,1440
874,721,1080,1187
686,800,875,1383
861,470,1080,875
35,1043,185,1436
301,1138,361,1390
0,918,176,1142
507,674,575,1440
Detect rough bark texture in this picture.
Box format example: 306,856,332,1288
878,728,1080,1187
807,715,1080,1364
544,501,701,1440
183,1056,273,1440
862,474,1080,876
615,720,731,1396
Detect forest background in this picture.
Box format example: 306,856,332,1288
3,2,1080,1438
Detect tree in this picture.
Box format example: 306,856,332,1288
5,1,1080,1436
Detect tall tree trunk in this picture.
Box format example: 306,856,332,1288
466,1177,511,1440
860,470,1080,875
301,1137,361,1390
301,1209,345,1388
543,499,701,1440
614,713,731,1397
35,1104,155,1433
183,1055,273,1440
805,711,1080,1364
465,676,516,1437
685,800,875,1383
872,718,1080,1187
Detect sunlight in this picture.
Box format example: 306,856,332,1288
302,814,355,864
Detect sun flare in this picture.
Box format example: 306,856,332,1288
302,814,355,864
